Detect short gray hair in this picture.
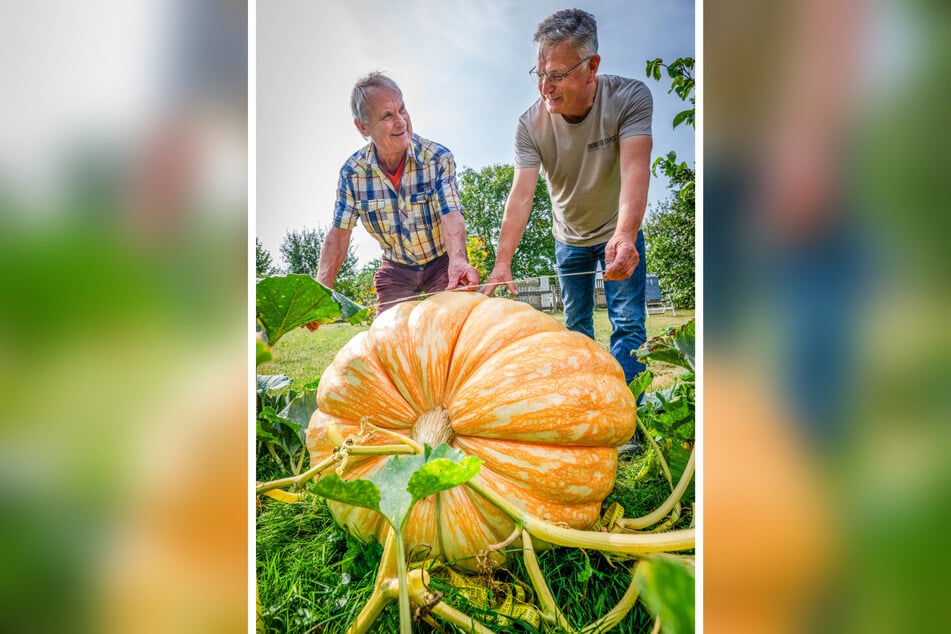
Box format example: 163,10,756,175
350,72,403,123
533,9,598,59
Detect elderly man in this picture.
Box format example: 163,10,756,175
482,9,653,400
314,72,480,315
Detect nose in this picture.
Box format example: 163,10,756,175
539,76,555,93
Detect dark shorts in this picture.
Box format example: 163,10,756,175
374,253,449,313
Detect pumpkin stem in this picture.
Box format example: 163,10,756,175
411,406,455,447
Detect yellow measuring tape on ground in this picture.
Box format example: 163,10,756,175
413,560,543,629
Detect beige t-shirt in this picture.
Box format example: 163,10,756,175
514,75,653,246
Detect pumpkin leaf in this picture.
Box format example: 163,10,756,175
368,444,480,531
311,474,382,512
280,387,319,447
636,320,695,372
310,445,481,535
407,453,482,501
368,452,425,530
635,555,695,634
257,374,292,395
256,274,369,344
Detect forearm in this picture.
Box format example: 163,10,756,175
316,228,351,288
440,211,468,262
495,195,533,266
615,136,652,242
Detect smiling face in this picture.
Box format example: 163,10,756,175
535,42,600,121
354,86,413,170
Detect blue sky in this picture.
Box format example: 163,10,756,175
256,0,695,264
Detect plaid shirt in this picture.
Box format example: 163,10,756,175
333,134,464,266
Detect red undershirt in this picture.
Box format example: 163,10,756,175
382,154,406,190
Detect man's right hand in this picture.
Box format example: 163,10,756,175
480,262,517,297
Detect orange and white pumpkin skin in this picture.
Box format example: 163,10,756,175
306,291,636,570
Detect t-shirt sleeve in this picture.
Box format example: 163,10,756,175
434,149,464,216
332,168,359,231
618,81,653,139
513,116,541,169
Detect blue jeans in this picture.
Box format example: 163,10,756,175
555,233,647,386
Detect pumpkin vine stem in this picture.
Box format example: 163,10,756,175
255,454,337,495
464,475,696,554
616,446,695,531
521,528,573,630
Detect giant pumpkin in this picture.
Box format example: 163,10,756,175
306,291,636,570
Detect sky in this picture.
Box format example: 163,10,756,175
255,0,696,265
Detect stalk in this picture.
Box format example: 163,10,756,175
256,444,417,496
465,476,695,554
616,447,695,530
347,529,400,634
255,454,336,494
394,532,413,634
520,529,572,631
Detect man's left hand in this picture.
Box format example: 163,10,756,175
603,235,638,281
446,261,481,291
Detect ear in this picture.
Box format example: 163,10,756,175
354,118,370,139
588,54,601,75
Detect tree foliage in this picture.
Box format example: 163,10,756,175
646,57,695,130
644,154,695,308
645,57,696,308
279,225,359,280
256,238,276,277
336,258,379,309
459,164,556,281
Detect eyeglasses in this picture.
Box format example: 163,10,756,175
529,56,592,84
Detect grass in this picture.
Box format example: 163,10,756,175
257,303,695,633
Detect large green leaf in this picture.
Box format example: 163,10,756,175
281,388,319,446
311,474,382,511
255,274,369,345
311,444,482,533
257,374,292,395
636,320,695,372
636,555,695,634
407,444,482,501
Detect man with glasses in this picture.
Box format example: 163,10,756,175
311,72,480,320
482,9,653,447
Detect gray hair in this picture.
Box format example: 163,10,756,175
350,72,403,123
533,9,598,59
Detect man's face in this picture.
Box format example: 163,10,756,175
535,42,598,118
354,87,413,162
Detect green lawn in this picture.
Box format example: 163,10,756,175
258,306,695,393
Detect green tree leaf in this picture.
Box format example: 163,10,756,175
459,164,555,280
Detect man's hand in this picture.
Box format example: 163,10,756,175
301,321,321,332
603,234,638,281
480,262,516,296
446,259,481,291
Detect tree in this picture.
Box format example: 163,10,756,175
644,154,695,308
335,258,378,309
256,238,276,277
279,225,358,280
458,164,556,282
645,56,696,308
